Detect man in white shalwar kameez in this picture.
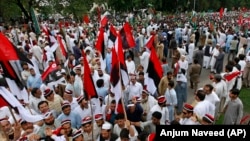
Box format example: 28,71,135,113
193,90,215,119
148,96,169,125
187,40,195,64
210,44,220,73
139,47,150,73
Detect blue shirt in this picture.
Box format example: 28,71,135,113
57,111,82,129
27,74,43,89
106,52,112,74
96,87,108,99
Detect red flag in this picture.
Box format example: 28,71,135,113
42,26,50,37
116,99,124,114
0,95,10,108
83,14,90,24
83,52,98,100
41,62,58,81
117,33,129,86
224,71,241,82
95,28,105,59
145,35,155,50
0,33,32,81
119,22,136,49
219,7,224,19
110,47,120,87
147,48,163,87
100,16,108,27
109,24,117,42
57,36,67,57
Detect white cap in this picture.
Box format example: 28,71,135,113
102,123,111,130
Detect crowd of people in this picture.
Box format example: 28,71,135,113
0,7,250,141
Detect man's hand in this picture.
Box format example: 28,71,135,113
28,134,40,140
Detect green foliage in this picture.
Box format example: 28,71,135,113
216,87,250,124
1,0,250,23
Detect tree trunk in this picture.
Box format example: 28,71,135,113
16,0,31,21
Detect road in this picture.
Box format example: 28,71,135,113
133,49,229,104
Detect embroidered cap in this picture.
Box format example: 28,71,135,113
44,88,53,97
61,119,71,126
82,116,92,125
203,114,214,123
94,114,103,121
157,96,166,104
64,89,73,95
183,103,194,112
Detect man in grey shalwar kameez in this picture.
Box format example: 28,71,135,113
223,88,243,125
214,47,225,74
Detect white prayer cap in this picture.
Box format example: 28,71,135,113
102,123,112,130
216,43,221,47
44,111,53,119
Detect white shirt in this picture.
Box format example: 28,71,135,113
29,95,46,113
113,124,138,140
179,118,198,125
212,80,228,98
126,60,136,74
139,51,150,73
125,82,143,100
73,104,92,119
95,73,110,90
194,100,215,118
149,104,169,124
104,94,115,105
205,91,220,106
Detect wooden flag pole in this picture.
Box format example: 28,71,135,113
8,106,17,124
88,97,95,141
119,63,128,120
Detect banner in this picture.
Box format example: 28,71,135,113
30,7,41,35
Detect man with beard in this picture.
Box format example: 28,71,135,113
0,118,21,141
158,71,174,96
94,114,112,135
38,111,61,138
73,95,92,119
140,89,157,121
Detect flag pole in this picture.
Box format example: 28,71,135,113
119,63,128,120
87,95,95,141
8,106,17,124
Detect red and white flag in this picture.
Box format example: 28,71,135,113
41,62,58,81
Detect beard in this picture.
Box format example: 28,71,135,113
98,73,103,77
46,119,55,125
141,97,148,103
